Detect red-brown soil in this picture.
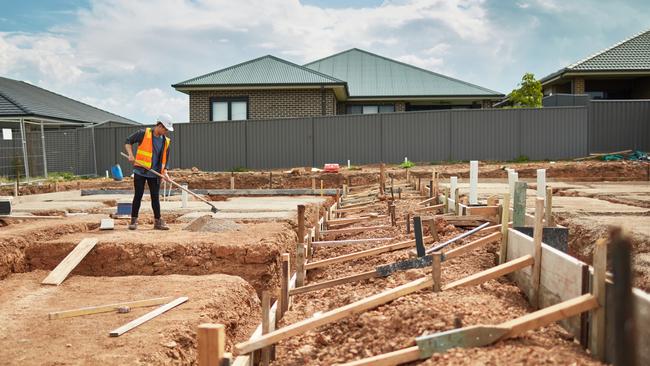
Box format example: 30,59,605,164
0,271,259,365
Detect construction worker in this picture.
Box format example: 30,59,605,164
124,114,173,230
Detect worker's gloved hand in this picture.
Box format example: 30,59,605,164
127,154,135,163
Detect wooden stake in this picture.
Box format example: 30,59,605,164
380,163,386,193
296,243,306,287
198,323,226,366
444,187,449,213
311,177,316,190
389,202,396,226
306,234,313,259
513,181,527,227
230,174,235,190
426,218,439,241
531,197,544,309
590,237,607,361
454,188,460,216
297,204,305,243
432,252,442,292
315,208,321,241
413,216,425,257
269,172,272,189
545,186,553,226
406,213,411,234
261,292,271,366
429,179,434,203
279,253,290,318
342,183,348,197
499,193,510,264
320,180,324,196
610,229,636,366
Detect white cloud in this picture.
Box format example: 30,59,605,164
0,0,511,122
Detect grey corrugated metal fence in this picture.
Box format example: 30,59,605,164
10,99,646,178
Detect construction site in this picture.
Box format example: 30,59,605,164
1,159,649,366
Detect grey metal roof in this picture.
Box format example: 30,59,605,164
173,55,346,87
541,29,650,83
0,76,138,124
304,48,502,98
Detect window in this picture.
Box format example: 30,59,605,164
347,104,395,114
210,97,248,121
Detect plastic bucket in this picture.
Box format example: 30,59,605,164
111,164,124,181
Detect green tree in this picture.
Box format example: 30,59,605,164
508,73,542,108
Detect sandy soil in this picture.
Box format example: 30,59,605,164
0,271,259,365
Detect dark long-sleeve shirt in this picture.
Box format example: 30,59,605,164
125,129,170,178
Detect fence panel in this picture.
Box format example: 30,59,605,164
588,100,650,153
44,129,80,175
313,114,381,166
175,122,246,171
246,118,312,170
0,124,23,178
450,109,520,161
519,107,589,160
381,110,450,163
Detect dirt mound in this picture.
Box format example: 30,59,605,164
0,271,260,365
183,215,241,232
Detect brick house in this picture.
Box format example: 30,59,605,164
540,29,650,99
173,49,503,122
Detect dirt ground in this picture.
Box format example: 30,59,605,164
0,271,259,365
3,160,648,197
271,187,603,365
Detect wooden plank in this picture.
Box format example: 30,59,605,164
42,238,98,285
320,225,392,238
198,323,225,366
417,196,437,206
326,215,387,227
531,197,544,309
48,297,174,320
305,238,429,270
109,296,188,337
310,237,394,248
465,206,499,220
344,294,598,366
234,276,433,354
610,230,635,366
443,232,502,261
340,200,377,209
499,194,510,264
334,204,382,214
501,294,598,339
341,346,421,366
289,270,378,296
0,215,64,220
297,205,305,244
413,203,444,213
590,238,607,361
442,255,534,290
506,228,586,338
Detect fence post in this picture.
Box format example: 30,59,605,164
19,118,30,182
40,121,48,178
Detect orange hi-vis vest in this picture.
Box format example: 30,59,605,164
134,128,171,174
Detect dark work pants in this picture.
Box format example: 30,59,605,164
131,174,161,219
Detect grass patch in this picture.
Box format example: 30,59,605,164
399,160,415,169
347,165,362,171
231,166,250,172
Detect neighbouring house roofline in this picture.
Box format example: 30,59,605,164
540,28,650,85
304,48,503,96
347,95,504,101
541,69,650,86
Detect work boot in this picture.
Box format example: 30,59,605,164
128,217,138,230
154,218,170,230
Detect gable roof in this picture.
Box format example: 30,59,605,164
541,29,650,83
304,48,502,98
173,55,346,88
0,76,138,125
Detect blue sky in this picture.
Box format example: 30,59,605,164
0,0,648,123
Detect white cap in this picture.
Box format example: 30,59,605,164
156,113,174,131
